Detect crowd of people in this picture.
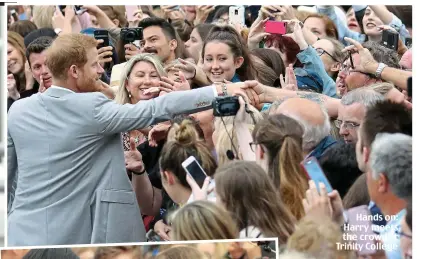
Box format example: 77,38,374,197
7,5,412,259
2,242,276,259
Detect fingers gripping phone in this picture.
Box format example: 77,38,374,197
301,156,333,193
265,20,287,35
229,6,245,26
182,156,207,187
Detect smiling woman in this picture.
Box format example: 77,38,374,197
201,25,255,83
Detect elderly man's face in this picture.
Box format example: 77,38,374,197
337,103,365,144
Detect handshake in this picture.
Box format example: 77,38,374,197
214,80,269,111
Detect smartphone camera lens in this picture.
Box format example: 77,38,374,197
235,10,238,15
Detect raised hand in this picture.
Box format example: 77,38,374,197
283,20,308,50
272,5,296,21
186,174,212,202
24,61,35,90
97,39,113,67
38,75,47,93
280,64,298,91
125,43,140,61
173,58,197,80
148,122,171,147
248,17,270,49
124,137,144,173
194,5,215,25
343,37,378,74
7,74,20,100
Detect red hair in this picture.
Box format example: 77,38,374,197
264,35,303,68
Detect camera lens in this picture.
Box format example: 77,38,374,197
235,10,238,15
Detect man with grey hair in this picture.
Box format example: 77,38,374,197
336,87,385,144
368,133,411,259
276,98,335,159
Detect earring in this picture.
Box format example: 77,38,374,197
128,91,131,98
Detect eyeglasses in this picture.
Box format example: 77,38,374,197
315,48,339,62
334,120,360,130
339,51,375,77
249,142,258,152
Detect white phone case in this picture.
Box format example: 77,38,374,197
229,6,245,26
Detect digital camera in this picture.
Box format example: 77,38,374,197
212,96,240,117
120,27,143,44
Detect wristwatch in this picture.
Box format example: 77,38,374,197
375,63,387,78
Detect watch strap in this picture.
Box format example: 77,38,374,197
375,63,387,78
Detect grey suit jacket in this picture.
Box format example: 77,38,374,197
7,86,216,246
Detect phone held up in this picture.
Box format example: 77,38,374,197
300,156,333,193
265,20,287,35
182,156,207,187
94,29,109,49
228,6,245,26
381,29,399,51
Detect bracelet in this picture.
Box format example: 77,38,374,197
132,169,147,176
222,83,228,96
375,63,387,78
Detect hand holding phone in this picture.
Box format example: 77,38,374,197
301,157,333,193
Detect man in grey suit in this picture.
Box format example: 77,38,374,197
7,33,252,246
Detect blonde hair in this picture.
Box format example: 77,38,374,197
215,124,255,167
369,82,394,96
32,6,56,29
94,246,142,259
115,53,167,105
287,215,356,259
155,246,208,259
170,200,238,241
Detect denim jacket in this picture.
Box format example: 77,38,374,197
296,47,338,98
316,6,410,45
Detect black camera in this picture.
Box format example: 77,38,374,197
120,27,143,44
212,96,240,117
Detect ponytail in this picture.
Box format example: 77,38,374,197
277,135,308,220
160,119,217,189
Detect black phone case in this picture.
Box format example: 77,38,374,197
94,30,109,49
381,30,399,51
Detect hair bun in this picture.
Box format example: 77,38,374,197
175,119,198,146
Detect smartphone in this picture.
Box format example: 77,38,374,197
94,29,109,49
74,5,86,15
265,20,287,35
381,29,399,51
301,156,333,193
405,37,412,49
345,205,377,255
125,5,140,21
182,156,207,187
229,6,245,26
58,5,67,16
